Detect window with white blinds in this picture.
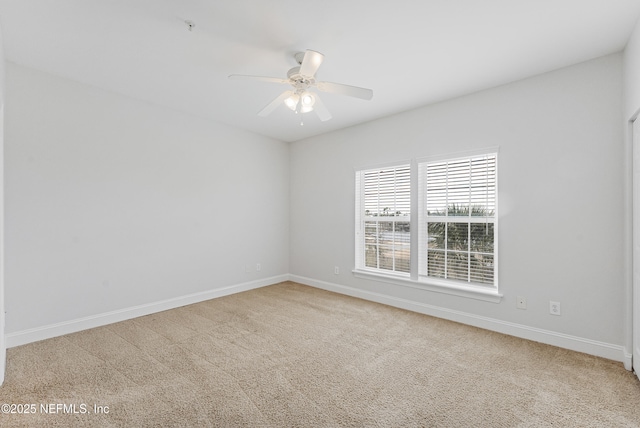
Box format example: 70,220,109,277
355,164,411,275
418,153,497,287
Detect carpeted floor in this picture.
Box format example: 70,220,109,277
0,281,639,427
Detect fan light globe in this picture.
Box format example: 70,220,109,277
301,92,315,107
299,91,315,113
284,93,299,111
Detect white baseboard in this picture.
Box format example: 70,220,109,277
622,347,633,371
6,273,631,369
291,274,631,367
6,274,289,348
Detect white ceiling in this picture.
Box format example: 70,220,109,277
0,1,639,142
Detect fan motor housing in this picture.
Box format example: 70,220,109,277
287,66,315,89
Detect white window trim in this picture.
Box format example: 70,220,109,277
352,268,502,303
419,149,498,288
415,146,500,165
353,148,501,303
355,162,411,275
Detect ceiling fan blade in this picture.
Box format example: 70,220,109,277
258,91,292,117
312,94,332,122
299,50,324,77
229,74,288,85
316,81,373,100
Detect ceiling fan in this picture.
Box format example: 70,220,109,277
229,50,373,123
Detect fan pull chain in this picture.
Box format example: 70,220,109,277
298,103,303,126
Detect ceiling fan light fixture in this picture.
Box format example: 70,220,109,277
284,93,299,111
230,49,372,122
300,91,315,108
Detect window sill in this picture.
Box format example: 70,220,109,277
352,269,503,303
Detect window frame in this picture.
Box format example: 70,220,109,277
353,149,501,303
355,162,411,277
418,151,498,289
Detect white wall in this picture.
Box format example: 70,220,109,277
290,54,625,361
623,16,640,370
0,24,5,384
5,63,289,340
624,17,640,120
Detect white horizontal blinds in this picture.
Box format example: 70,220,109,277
445,158,471,215
354,172,364,269
358,164,411,274
420,153,497,287
425,161,447,215
470,156,496,216
363,167,411,216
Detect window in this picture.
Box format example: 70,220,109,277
355,164,410,275
355,150,498,295
418,153,497,287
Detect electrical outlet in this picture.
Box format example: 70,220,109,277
244,264,252,273
516,296,527,310
256,263,261,271
334,266,339,275
550,301,561,316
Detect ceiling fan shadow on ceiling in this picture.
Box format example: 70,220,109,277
229,50,373,125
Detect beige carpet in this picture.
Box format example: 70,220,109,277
0,281,639,427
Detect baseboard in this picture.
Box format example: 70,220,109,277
6,273,631,368
290,274,631,366
622,346,633,371
6,274,289,348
